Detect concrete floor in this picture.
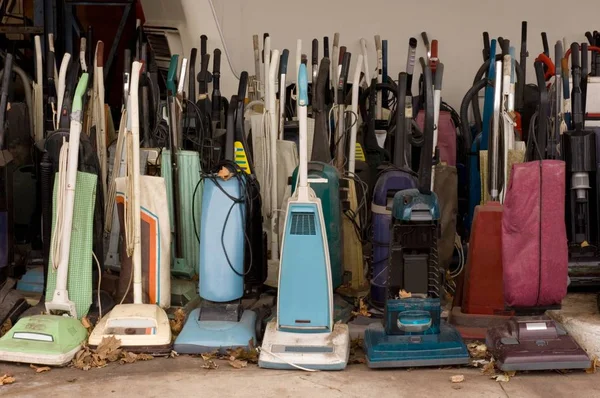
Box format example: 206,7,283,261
1,356,598,398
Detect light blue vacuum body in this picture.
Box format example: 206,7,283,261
174,177,256,353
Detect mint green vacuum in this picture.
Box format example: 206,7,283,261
0,73,90,366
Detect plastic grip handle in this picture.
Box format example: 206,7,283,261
80,37,86,53
201,35,208,56
333,33,340,48
167,54,179,93
72,73,89,113
419,57,427,70
375,35,381,50
534,60,546,88
421,32,430,49
582,43,589,74
431,40,438,59
339,46,346,65
323,36,330,57
298,63,308,106
312,39,318,65
340,52,351,83
2,54,13,90
571,42,580,68
542,32,549,56
97,41,104,67
586,32,594,45
189,48,197,67
501,39,510,56
434,63,444,89
521,21,528,44
238,70,248,99
280,49,289,74
213,49,221,74
124,49,132,74
47,51,55,81
555,41,563,74
252,34,259,51
483,32,490,57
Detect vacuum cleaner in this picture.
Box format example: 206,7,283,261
0,73,90,366
259,63,350,371
364,66,469,369
88,62,172,354
174,86,258,353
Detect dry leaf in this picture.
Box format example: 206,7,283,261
481,359,496,376
505,370,516,377
170,308,186,336
493,374,510,382
169,350,179,358
0,319,12,337
202,360,218,369
450,375,464,383
229,359,248,369
96,336,122,362
471,359,489,368
586,357,598,374
30,364,51,373
120,352,139,364
81,317,92,329
0,374,15,386
467,342,489,359
227,347,258,364
201,351,217,361
399,289,412,299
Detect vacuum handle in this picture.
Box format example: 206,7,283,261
483,32,491,61
213,48,221,77
238,70,248,100
337,51,351,104
201,34,208,57
501,39,510,57
47,50,55,88
0,53,13,148
198,53,210,95
542,32,550,56
167,54,179,94
582,42,589,77
189,48,197,100
421,32,430,53
339,46,346,66
262,33,269,63
586,31,594,46
312,39,318,66
434,62,444,90
323,36,329,58
280,48,289,75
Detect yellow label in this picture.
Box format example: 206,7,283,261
234,141,251,174
355,143,366,162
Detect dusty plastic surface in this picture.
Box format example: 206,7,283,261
502,160,568,308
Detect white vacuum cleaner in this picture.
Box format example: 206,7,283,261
258,63,350,371
88,61,172,354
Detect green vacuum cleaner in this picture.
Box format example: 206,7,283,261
0,73,90,366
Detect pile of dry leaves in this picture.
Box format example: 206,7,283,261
71,336,153,371
0,319,11,338
0,374,15,386
348,338,366,365
196,340,259,370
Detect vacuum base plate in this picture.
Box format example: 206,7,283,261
364,321,470,368
258,319,350,370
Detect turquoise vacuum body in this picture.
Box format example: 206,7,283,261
364,189,469,368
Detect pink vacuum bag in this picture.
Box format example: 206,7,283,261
416,111,456,166
502,160,568,308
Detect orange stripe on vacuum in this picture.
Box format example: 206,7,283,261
141,210,158,304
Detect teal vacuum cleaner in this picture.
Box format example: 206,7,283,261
174,80,257,353
259,63,350,371
364,64,469,368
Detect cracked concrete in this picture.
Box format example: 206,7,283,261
1,357,598,397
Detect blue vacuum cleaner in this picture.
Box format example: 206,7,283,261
174,88,257,353
364,65,469,368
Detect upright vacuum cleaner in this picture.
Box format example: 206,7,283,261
259,63,350,371
88,62,172,354
364,66,469,369
0,74,90,366
175,83,258,353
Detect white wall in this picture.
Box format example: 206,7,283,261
210,0,593,109
142,0,594,110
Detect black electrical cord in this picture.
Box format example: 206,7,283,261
191,160,257,278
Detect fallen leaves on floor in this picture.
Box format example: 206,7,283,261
348,338,366,364
120,352,153,364
481,359,496,376
586,356,598,374
492,374,510,382
169,350,179,358
227,346,259,364
0,319,12,338
170,308,186,336
467,342,489,359
450,375,465,383
399,290,412,299
351,299,371,318
202,359,219,369
0,374,15,385
229,359,247,369
30,364,51,373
